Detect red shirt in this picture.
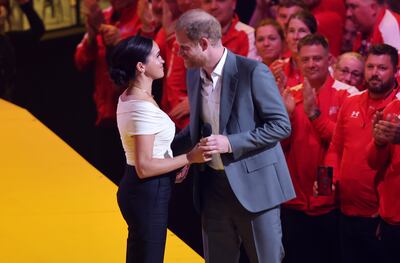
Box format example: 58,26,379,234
312,0,346,23
283,58,303,89
74,4,141,126
325,87,400,217
353,8,400,55
314,11,343,57
367,98,400,225
284,77,355,215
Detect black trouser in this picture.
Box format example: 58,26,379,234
117,165,173,263
281,208,340,263
381,220,400,263
340,214,383,263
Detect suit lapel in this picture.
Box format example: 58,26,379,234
187,69,202,143
219,51,238,134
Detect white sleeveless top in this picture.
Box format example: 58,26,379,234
116,97,175,166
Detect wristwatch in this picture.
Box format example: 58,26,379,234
308,109,321,121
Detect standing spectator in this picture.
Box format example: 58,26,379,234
368,99,400,263
346,0,400,54
333,52,365,89
201,0,258,59
271,10,317,90
255,19,285,67
74,0,142,184
0,0,44,102
325,44,399,263
281,34,355,263
342,18,358,53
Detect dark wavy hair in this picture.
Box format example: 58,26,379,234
108,35,153,88
287,10,317,34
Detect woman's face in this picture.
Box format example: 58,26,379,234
286,18,311,55
143,42,165,80
256,24,283,65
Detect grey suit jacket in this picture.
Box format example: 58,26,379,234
173,51,295,213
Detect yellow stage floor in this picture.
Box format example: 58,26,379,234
0,99,202,262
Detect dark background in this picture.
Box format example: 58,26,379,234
12,1,255,260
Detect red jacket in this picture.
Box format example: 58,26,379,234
353,8,400,54
284,77,355,215
367,98,400,225
74,4,141,126
325,87,400,217
283,57,303,89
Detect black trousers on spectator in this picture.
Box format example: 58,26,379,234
340,214,383,263
381,220,400,263
117,165,173,263
281,208,340,263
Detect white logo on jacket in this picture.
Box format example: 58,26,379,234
350,111,360,118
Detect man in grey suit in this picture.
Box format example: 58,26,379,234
173,9,295,263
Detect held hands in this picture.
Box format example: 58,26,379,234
372,112,400,146
200,135,231,155
186,143,212,164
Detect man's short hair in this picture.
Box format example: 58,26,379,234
367,44,399,70
297,33,329,53
176,9,222,45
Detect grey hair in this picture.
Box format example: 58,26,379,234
176,9,222,45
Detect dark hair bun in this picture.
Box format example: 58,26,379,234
109,68,129,87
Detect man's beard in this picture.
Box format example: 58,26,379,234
183,55,206,69
366,76,395,95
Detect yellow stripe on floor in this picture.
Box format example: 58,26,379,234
0,99,203,263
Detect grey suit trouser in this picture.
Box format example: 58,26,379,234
200,167,284,263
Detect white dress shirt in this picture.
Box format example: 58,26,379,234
200,48,228,170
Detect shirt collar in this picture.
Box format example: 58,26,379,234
200,48,228,81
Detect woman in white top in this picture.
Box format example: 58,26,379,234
108,35,210,263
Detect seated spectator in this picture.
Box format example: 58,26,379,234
255,19,285,67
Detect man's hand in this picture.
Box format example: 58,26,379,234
137,0,157,33
373,112,400,146
200,135,231,155
302,78,318,118
99,24,121,46
169,98,190,120
282,89,295,116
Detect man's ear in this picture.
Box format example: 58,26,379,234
199,37,210,52
136,62,145,73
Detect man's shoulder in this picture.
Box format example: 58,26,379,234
232,52,264,70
